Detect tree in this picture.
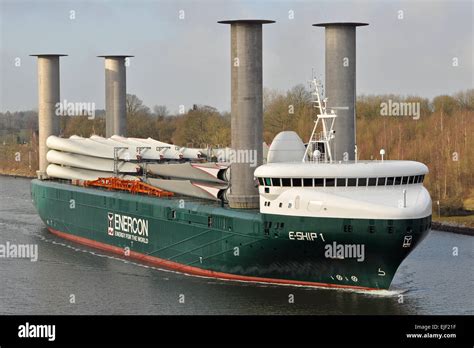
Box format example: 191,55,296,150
153,105,169,118
453,89,474,111
126,94,150,117
432,95,458,116
171,105,230,147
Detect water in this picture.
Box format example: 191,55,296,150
0,176,472,315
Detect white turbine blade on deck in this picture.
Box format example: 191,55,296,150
146,178,226,201
47,150,139,173
191,163,226,180
179,147,203,160
47,135,135,161
46,164,138,181
145,162,228,183
192,182,223,198
138,137,183,160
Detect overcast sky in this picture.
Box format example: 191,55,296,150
0,0,472,113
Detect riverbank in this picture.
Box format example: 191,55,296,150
0,143,38,178
432,215,474,236
0,170,35,178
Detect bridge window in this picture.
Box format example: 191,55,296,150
315,178,324,187
258,177,264,185
325,178,335,187
303,178,313,187
335,176,430,187
337,178,346,187
271,178,281,186
264,178,272,186
292,178,302,187
281,178,291,186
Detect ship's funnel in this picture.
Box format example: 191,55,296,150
30,54,67,179
313,22,368,161
218,19,275,209
97,55,133,137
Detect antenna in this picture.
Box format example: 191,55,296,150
302,78,337,163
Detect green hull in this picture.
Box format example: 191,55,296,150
31,179,431,290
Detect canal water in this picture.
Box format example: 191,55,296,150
0,176,472,315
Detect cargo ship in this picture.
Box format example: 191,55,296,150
31,78,431,290
30,20,431,290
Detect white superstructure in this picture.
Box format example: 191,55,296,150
254,79,432,220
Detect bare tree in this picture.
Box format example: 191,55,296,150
153,105,169,118
126,94,150,117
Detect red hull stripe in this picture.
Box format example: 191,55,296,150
48,227,376,291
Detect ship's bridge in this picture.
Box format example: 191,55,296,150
253,160,431,220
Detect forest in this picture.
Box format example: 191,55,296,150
1,86,473,215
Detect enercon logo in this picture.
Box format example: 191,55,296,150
109,212,149,236
107,212,149,244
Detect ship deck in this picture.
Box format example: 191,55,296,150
33,179,261,218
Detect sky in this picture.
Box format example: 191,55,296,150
0,0,472,113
